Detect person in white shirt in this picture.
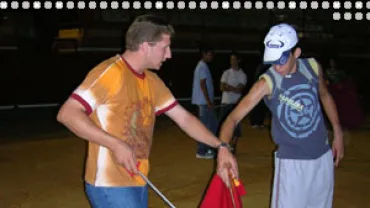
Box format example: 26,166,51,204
219,53,247,154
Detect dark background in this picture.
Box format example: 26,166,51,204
0,9,369,110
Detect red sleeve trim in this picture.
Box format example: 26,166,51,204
155,100,178,116
70,93,93,115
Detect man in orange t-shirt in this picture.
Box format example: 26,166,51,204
57,15,238,208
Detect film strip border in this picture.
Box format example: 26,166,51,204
0,1,370,20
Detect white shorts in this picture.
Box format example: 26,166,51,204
271,150,334,208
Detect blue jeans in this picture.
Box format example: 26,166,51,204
197,105,219,154
85,182,148,208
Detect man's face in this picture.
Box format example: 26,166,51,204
203,51,214,63
272,48,300,76
145,34,172,70
230,55,239,68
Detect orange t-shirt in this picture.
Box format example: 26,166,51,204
71,55,177,187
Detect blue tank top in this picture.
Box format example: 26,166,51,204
262,58,330,159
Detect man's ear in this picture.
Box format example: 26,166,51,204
139,42,149,54
294,47,302,58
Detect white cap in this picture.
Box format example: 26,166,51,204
263,23,298,65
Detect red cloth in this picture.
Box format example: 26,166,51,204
200,174,246,208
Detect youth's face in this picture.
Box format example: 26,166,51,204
272,48,301,76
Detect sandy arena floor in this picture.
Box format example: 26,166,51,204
0,113,369,208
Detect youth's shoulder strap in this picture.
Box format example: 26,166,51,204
307,58,319,76
298,58,315,82
269,66,283,89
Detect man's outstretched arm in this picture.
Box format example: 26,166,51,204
165,104,237,186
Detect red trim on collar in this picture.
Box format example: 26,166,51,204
120,56,145,79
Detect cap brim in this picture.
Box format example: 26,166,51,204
263,49,290,65
263,47,283,64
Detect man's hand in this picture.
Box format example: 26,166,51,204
332,129,344,167
112,141,138,175
216,147,239,187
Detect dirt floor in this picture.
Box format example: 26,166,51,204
1,110,370,208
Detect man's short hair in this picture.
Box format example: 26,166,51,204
230,52,241,60
199,46,214,56
125,14,175,51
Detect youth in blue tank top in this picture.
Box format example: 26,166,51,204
262,58,330,159
219,23,344,208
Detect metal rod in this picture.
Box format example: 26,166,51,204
138,171,176,208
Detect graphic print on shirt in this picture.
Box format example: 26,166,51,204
121,97,154,159
277,83,321,139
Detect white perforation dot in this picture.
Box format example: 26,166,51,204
100,1,107,9
355,1,363,9
244,1,252,9
56,1,63,9
333,1,340,9
367,2,370,9
122,1,129,9
277,1,285,9
0,1,8,9
111,1,118,9
189,1,196,9
344,1,351,9
67,1,74,9
344,12,352,20
333,12,341,20
166,1,174,9
289,1,296,9
355,12,363,20
22,1,30,9
233,1,240,9
144,1,152,9
89,1,96,9
300,1,307,9
33,1,41,9
133,1,141,9
266,1,274,9
222,1,229,9
255,1,263,9
211,1,218,9
44,1,52,9
78,1,85,9
0,1,7,9
156,1,163,9
177,1,185,9
232,1,240,9
366,12,370,20
200,1,207,9
11,1,18,9
311,1,318,9
322,1,329,9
